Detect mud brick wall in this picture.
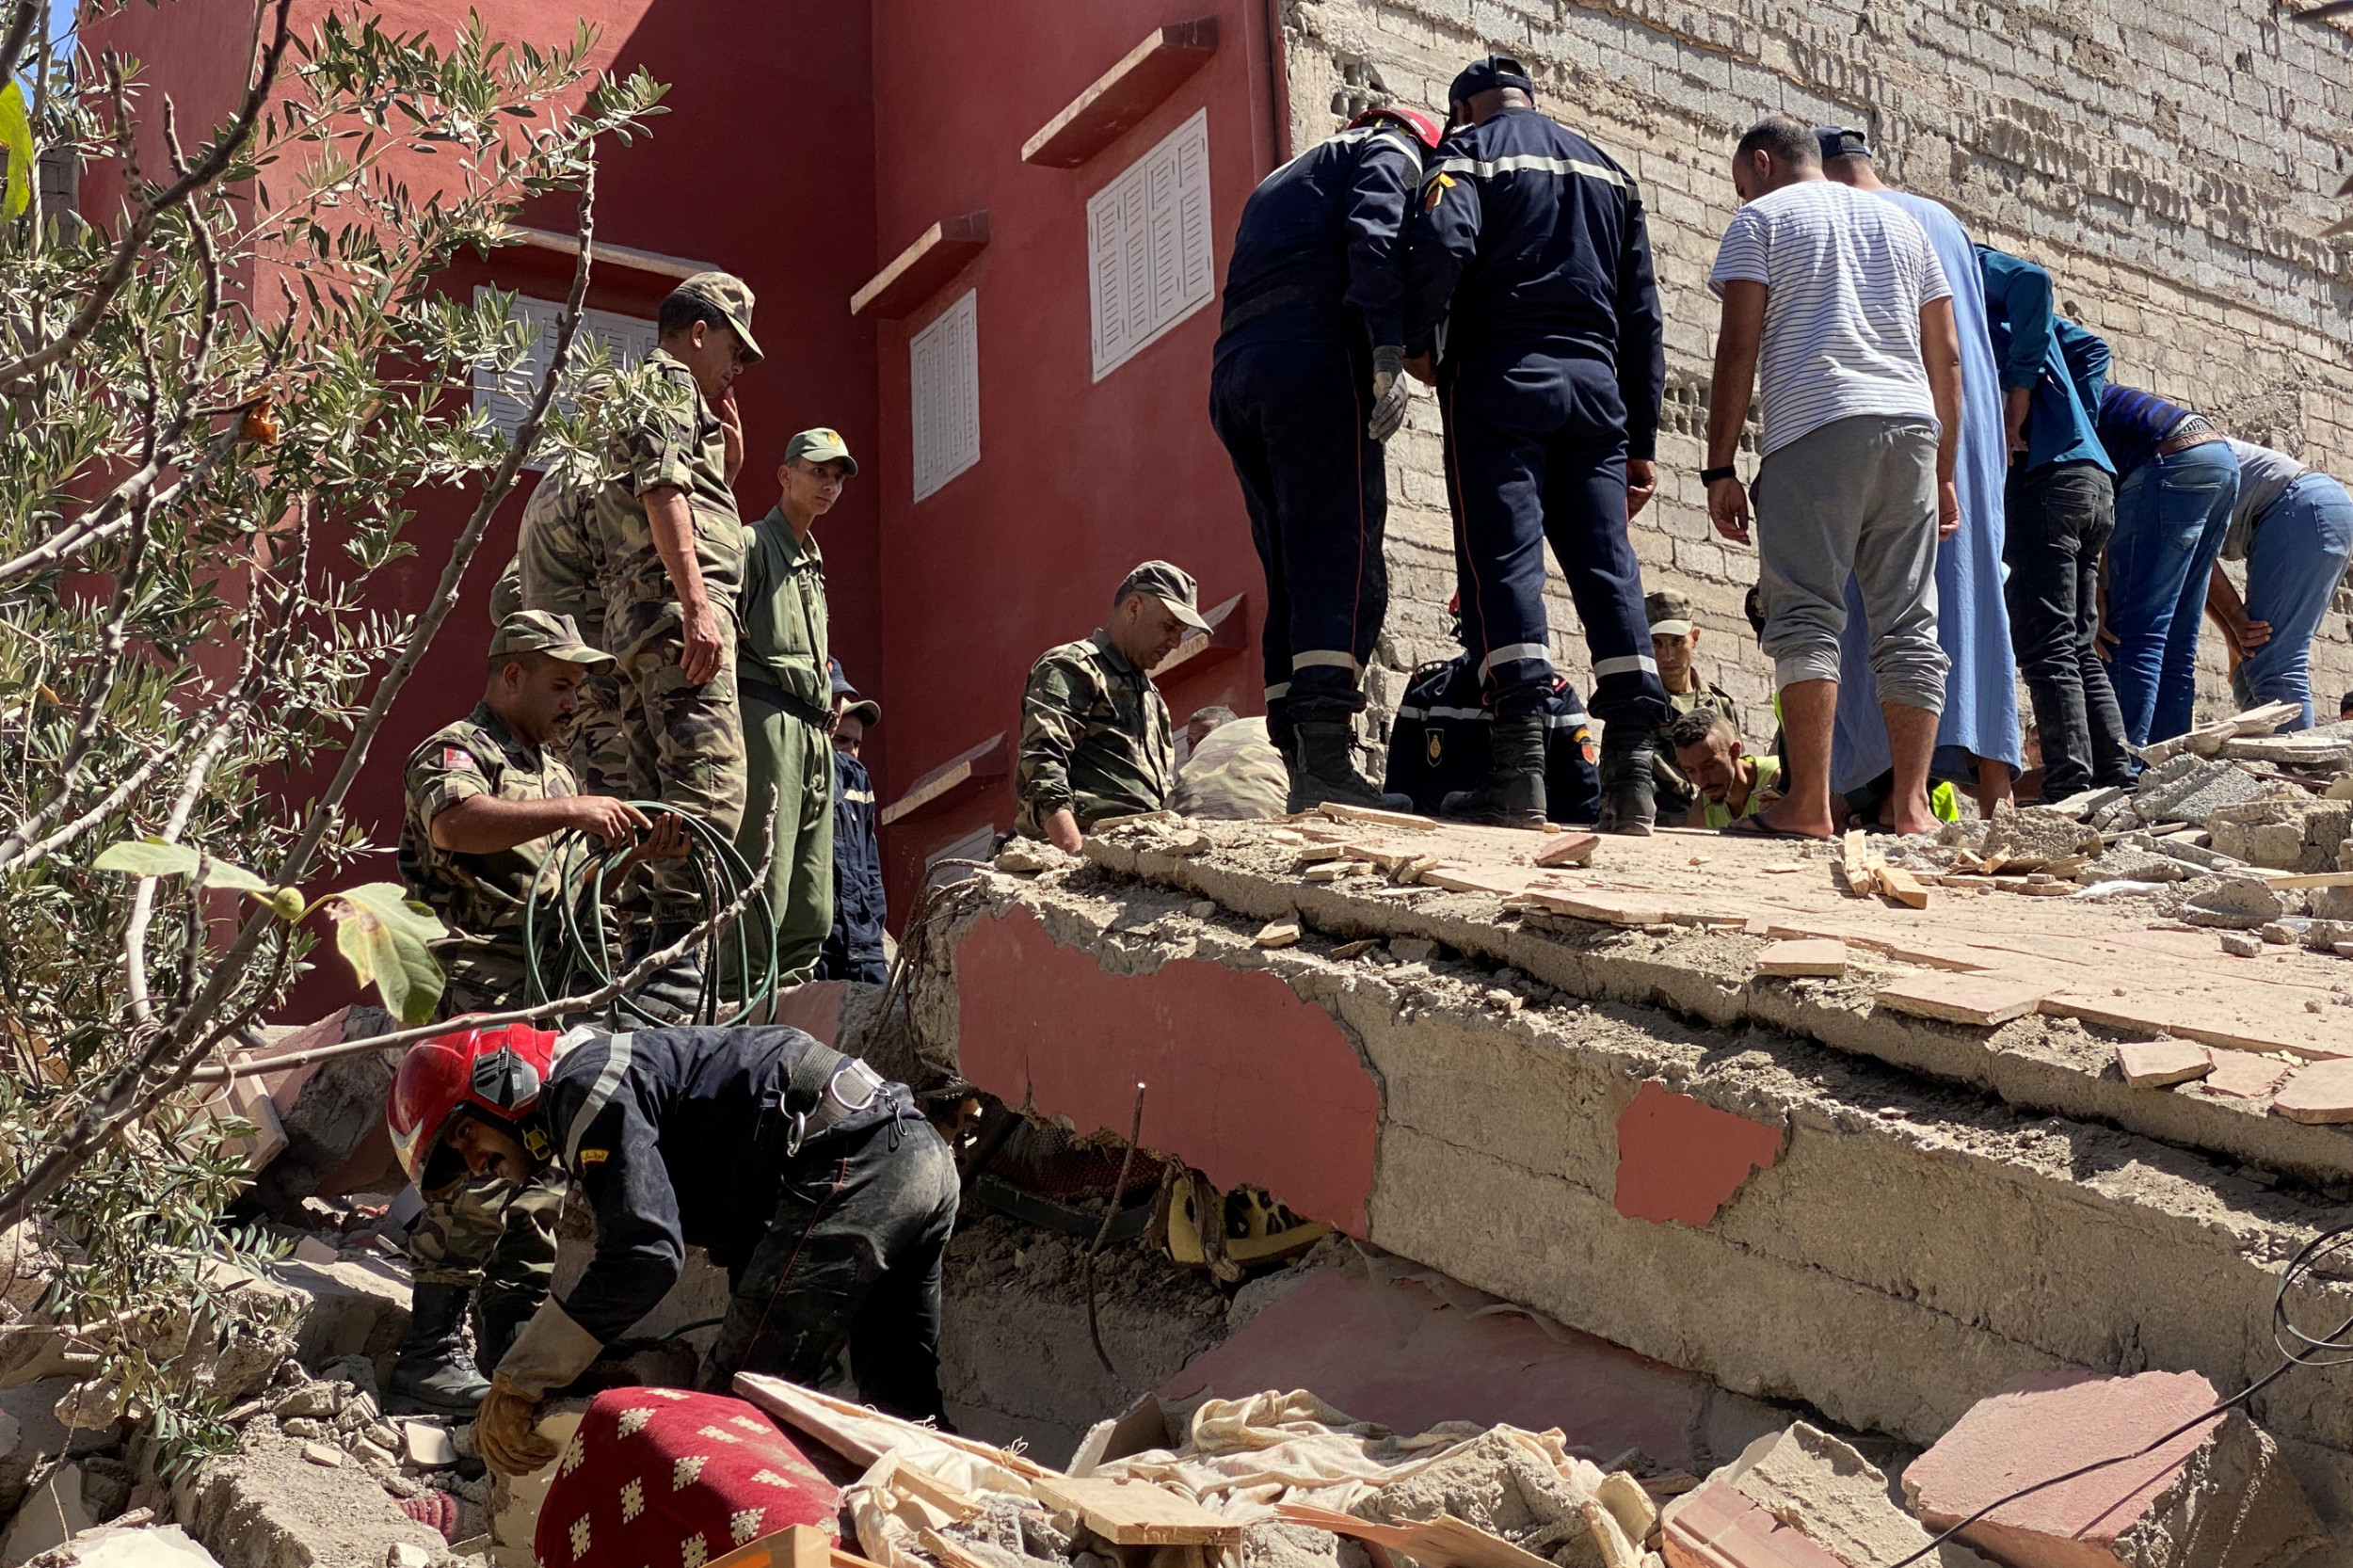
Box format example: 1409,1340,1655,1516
1279,0,2353,766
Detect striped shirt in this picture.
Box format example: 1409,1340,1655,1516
2096,384,2197,484
1709,179,1950,456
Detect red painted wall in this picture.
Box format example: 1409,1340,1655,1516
953,905,1381,1234
865,0,1286,919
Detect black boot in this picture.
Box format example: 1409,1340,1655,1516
1441,714,1547,828
386,1282,489,1417
1291,712,1414,813
1597,723,1656,836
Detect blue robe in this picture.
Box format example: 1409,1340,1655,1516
1830,189,2022,792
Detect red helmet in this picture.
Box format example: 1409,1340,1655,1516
387,1022,562,1185
1349,105,1442,151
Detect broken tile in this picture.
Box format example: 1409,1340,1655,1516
1902,1369,2323,1568
300,1441,345,1468
1874,971,2051,1027
2200,1050,2292,1099
1533,832,1599,868
2270,1058,2353,1123
1666,1423,1993,1568
2114,1039,2214,1089
1754,939,1847,979
402,1420,456,1468
1254,919,1302,949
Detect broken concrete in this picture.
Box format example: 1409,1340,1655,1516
920,822,2353,1547
1665,1422,1989,1568
1902,1369,2325,1568
172,1421,448,1568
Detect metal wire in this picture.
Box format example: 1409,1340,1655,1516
519,802,778,1029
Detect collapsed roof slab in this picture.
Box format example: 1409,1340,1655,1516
920,825,2353,1546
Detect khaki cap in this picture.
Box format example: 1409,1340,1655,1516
785,426,858,477
489,610,614,669
1645,588,1695,638
1117,560,1212,632
670,271,763,363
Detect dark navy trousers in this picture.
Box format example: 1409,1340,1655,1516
1438,347,1666,728
1209,333,1389,735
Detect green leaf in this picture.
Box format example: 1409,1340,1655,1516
0,83,31,222
319,883,446,1024
92,840,270,893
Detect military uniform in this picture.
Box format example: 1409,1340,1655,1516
517,460,630,796
591,331,751,918
1651,683,1743,819
1016,630,1176,837
404,1167,565,1357
736,496,835,984
398,703,579,1015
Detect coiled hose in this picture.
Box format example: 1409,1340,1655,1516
519,802,778,1027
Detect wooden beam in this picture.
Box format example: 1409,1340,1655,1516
851,211,991,319
1030,1474,1243,1546
500,226,718,281
880,731,1009,827
1148,590,1247,680
1021,19,1220,168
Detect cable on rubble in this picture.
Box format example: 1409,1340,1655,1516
520,801,778,1029
1890,1214,2353,1566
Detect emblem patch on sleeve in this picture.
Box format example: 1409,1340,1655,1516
442,747,476,771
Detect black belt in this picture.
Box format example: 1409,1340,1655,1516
1220,283,1341,335
741,674,831,729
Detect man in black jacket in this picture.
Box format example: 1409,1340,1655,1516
387,1022,955,1474
1401,56,1669,832
818,662,887,984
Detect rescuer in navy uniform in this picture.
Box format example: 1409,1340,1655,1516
1209,104,1442,812
1385,596,1600,824
1401,56,1670,832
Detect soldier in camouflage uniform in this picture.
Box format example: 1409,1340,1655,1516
513,457,632,795
392,611,662,1416
591,272,761,954
1642,589,1744,823
1015,561,1206,850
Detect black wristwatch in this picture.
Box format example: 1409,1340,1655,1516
1700,464,1738,486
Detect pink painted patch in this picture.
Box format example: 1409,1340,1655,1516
954,906,1380,1234
1613,1080,1783,1226
768,979,844,1045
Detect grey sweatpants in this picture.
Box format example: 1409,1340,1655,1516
1754,413,1948,713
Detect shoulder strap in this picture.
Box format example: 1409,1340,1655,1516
564,1031,635,1165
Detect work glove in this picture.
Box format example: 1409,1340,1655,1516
475,1372,559,1477
1368,345,1410,442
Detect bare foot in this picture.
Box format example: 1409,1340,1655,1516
1754,799,1837,840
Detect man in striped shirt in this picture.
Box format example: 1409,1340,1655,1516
1702,116,1963,840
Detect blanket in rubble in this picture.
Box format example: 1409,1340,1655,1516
536,1387,841,1568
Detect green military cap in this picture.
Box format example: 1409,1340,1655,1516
488,609,614,669
670,270,764,363
1645,588,1695,638
784,426,858,477
1117,559,1212,632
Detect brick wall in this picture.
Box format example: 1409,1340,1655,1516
1278,0,2353,769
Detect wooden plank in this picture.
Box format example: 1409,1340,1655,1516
1755,938,1847,978
1021,19,1221,167
1875,970,2054,1026
920,1529,1001,1568
1032,1475,1243,1546
1273,1507,1555,1568
1520,888,1724,927
2258,871,2353,888
886,1458,982,1522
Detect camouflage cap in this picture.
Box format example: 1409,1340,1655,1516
1645,588,1696,638
488,610,614,669
1116,559,1212,632
784,426,857,477
670,270,763,363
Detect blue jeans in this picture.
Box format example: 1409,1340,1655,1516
2105,440,2237,745
2239,473,2353,731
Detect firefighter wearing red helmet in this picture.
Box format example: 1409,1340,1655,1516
1209,99,1440,817
388,1020,952,1476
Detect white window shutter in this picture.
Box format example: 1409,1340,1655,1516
911,290,981,503
471,288,661,469
1087,109,1213,381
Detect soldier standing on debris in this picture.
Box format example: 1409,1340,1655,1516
1014,561,1204,852
1401,56,1670,833
736,427,856,986
386,1021,956,1470
392,610,680,1417
1209,104,1440,811
593,271,761,981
